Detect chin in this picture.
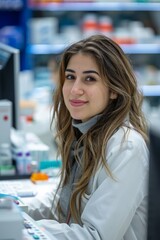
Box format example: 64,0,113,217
71,113,90,122
72,116,82,120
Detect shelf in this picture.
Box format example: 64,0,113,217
0,0,23,10
121,44,160,54
26,1,160,98
142,85,160,97
27,44,66,55
27,43,160,55
29,2,160,12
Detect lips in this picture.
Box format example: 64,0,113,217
70,99,88,107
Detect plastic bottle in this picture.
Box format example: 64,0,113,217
15,151,25,175
24,151,32,174
98,16,113,38
0,143,12,166
82,14,98,38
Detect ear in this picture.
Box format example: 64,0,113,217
110,91,118,100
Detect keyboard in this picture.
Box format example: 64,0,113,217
0,180,37,198
23,212,52,240
0,198,52,240
0,180,37,212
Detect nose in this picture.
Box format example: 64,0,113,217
70,79,84,95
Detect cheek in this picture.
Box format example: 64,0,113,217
62,84,68,99
62,84,71,108
62,85,65,97
96,88,110,105
97,87,109,99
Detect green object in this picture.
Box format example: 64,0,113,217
135,0,149,2
39,160,62,170
0,165,15,176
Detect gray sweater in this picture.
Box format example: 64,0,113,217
59,115,101,223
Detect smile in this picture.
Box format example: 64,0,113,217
70,99,88,107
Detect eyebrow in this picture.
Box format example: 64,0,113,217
65,69,100,76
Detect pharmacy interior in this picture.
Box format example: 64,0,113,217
0,0,160,177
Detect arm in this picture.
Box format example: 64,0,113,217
81,137,148,240
28,187,61,221
36,131,149,240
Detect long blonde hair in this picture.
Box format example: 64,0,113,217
52,34,148,223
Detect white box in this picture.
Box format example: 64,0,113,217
0,100,12,146
29,17,58,44
0,199,23,240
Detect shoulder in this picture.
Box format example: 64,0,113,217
109,125,146,148
102,125,149,179
106,126,149,167
92,125,149,189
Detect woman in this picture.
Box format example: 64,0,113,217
28,34,149,240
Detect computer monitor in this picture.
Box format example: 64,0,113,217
147,127,160,239
0,43,20,129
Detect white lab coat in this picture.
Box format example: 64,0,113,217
28,126,149,240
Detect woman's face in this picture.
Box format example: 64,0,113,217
62,53,117,122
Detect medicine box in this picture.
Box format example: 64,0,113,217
29,17,58,44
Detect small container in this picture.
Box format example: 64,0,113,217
82,14,98,38
15,152,25,175
98,16,113,37
24,152,32,174
0,143,12,166
30,160,39,173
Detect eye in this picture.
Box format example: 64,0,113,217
85,76,96,82
65,74,75,80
